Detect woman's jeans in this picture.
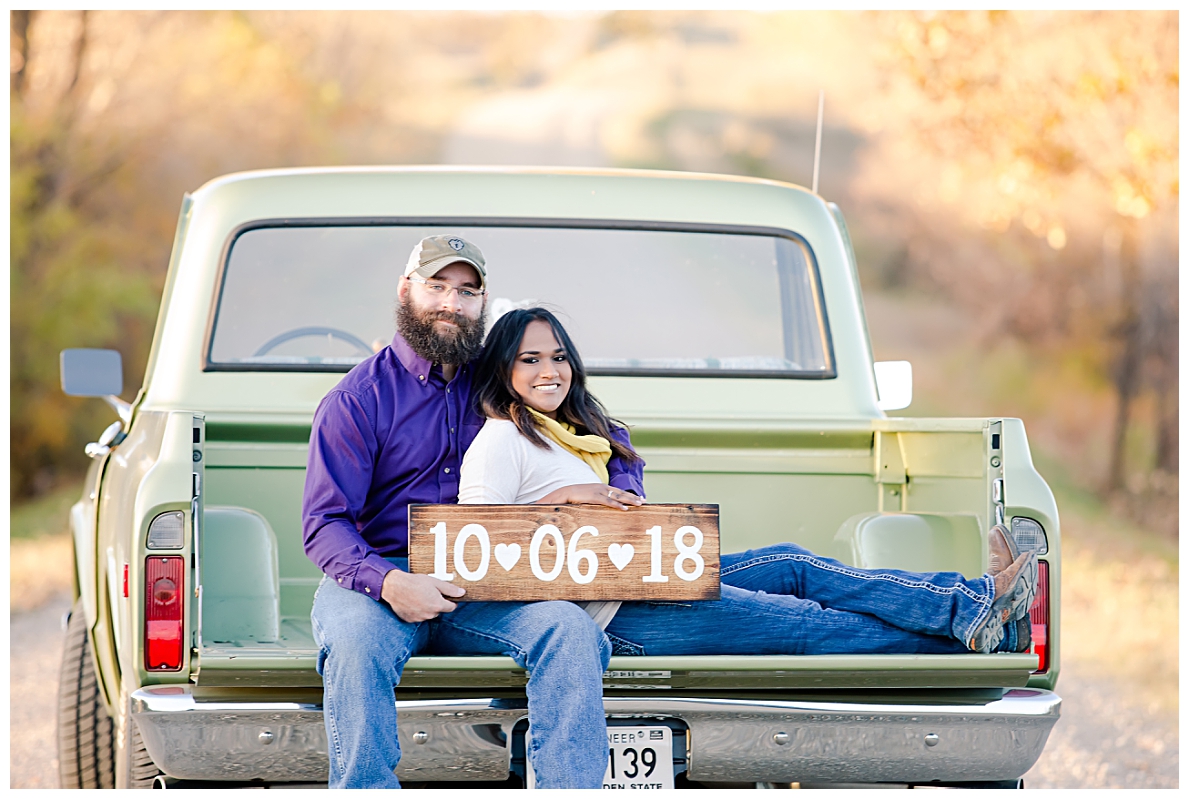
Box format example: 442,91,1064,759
606,543,988,656
311,544,991,788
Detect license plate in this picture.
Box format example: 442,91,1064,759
525,725,675,789
604,726,674,789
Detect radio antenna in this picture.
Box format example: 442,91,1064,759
812,90,824,194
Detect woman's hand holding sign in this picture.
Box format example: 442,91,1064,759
534,483,645,511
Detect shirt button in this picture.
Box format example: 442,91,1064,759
419,375,425,381
444,467,451,473
450,427,455,433
365,587,371,594
338,577,343,583
446,388,451,394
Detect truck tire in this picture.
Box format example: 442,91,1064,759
116,704,163,789
57,603,115,789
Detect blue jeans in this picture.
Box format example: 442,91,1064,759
604,543,987,656
312,545,991,787
311,559,611,789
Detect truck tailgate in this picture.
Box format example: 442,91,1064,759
194,618,1038,689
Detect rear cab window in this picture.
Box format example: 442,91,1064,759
205,221,834,378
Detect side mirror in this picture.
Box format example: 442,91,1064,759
60,348,132,425
61,348,123,397
874,360,912,411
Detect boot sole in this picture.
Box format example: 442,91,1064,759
998,552,1038,621
968,552,1038,653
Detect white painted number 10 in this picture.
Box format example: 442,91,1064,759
429,522,704,583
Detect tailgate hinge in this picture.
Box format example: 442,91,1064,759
875,431,908,512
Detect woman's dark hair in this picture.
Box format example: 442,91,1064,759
472,307,640,463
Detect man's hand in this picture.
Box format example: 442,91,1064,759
381,568,466,623
534,483,645,511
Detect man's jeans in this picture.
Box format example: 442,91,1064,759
312,544,990,787
311,559,611,789
606,543,987,656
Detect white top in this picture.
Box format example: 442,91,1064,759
459,418,621,629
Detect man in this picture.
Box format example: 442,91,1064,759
301,234,644,788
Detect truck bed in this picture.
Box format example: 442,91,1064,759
194,416,1047,693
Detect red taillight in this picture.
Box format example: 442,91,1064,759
145,555,184,671
1029,560,1050,673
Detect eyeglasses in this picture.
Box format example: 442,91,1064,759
406,275,486,301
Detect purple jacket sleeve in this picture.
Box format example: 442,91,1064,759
301,390,395,601
606,425,646,498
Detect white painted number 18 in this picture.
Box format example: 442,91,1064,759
429,522,704,583
642,525,704,583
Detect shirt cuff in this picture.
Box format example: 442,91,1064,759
608,472,644,498
351,553,398,600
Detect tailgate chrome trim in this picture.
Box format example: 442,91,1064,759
131,686,1059,784
193,651,1041,690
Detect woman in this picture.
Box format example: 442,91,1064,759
459,307,1037,658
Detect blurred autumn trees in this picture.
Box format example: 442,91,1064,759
12,10,160,497
9,9,550,497
12,11,343,496
9,10,1178,532
860,10,1177,525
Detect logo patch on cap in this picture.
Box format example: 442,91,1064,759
448,238,465,251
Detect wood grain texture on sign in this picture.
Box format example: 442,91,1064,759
408,504,719,602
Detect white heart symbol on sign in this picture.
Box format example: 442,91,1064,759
607,543,635,571
494,543,521,571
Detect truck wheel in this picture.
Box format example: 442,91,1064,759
57,603,115,789
116,701,163,789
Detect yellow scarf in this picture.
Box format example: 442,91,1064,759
526,407,611,483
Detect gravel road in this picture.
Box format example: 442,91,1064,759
11,591,1177,789
10,592,73,789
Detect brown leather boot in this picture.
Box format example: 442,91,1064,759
968,551,1038,654
987,523,1019,577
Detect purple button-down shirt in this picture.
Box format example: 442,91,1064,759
302,333,647,601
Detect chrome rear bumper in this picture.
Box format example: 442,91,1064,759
131,686,1060,784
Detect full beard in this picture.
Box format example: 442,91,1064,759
396,296,486,366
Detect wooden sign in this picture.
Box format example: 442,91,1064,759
408,504,719,602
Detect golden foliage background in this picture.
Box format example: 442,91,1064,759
10,10,1177,534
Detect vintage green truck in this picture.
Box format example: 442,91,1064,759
58,166,1060,789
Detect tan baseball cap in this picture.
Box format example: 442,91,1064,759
403,235,487,288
